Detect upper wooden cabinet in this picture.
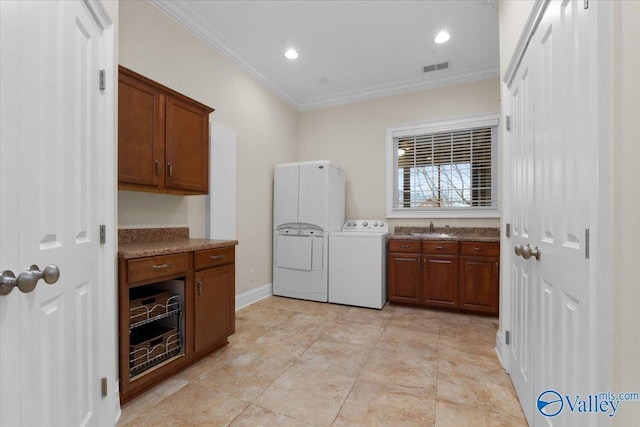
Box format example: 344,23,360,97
118,66,214,195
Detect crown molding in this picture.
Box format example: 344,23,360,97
149,0,300,110
297,67,500,111
149,0,499,112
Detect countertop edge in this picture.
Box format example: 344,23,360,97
388,235,500,243
118,239,238,260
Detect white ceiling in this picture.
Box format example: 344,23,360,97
150,0,500,111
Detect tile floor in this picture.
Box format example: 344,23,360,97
118,296,527,426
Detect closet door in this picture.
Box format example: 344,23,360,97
506,44,536,424
532,1,595,425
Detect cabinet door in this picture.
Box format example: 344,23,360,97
388,253,420,304
459,257,499,315
422,256,458,308
194,265,235,352
118,72,163,187
166,96,210,194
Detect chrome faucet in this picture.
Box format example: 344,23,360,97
429,221,435,233
445,224,451,235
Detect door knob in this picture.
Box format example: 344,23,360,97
0,264,60,296
514,244,524,257
521,245,541,261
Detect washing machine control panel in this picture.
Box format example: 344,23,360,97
342,220,389,233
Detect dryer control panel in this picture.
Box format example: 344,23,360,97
342,220,389,233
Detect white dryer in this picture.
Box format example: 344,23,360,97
328,220,389,309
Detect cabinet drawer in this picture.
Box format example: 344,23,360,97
460,242,500,257
127,253,189,283
195,246,235,270
389,240,422,253
422,241,459,255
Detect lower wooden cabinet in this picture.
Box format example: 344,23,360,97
388,240,499,316
388,253,421,304
195,264,235,353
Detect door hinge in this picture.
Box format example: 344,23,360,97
101,377,108,397
99,70,106,91
99,225,106,245
505,330,511,345
505,223,511,238
585,228,590,259
584,0,589,9
505,115,511,131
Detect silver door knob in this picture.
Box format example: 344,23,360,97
521,245,541,261
514,244,524,256
0,264,60,296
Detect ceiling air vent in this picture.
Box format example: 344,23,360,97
423,61,450,73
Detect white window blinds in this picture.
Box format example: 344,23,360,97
393,126,497,210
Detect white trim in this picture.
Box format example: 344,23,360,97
235,283,273,311
148,0,499,112
83,0,113,29
298,69,500,112
495,330,507,369
503,0,549,87
385,113,501,219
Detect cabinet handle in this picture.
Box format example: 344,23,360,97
167,162,173,179
210,255,224,260
154,160,160,176
151,263,172,270
400,245,410,248
473,246,486,252
197,279,202,296
434,245,445,250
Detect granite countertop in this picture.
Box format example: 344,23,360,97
390,226,501,243
118,227,238,259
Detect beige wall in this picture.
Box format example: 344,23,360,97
118,0,299,294
298,78,501,231
612,1,640,424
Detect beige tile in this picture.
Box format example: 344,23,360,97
434,399,527,427
375,325,439,357
227,325,271,349
360,348,437,392
388,310,440,334
189,348,295,401
254,363,356,426
437,343,504,381
121,383,248,426
277,312,335,336
321,321,384,349
117,377,189,425
336,306,393,327
235,306,297,328
436,374,524,419
248,327,319,358
437,334,497,360
297,340,371,376
229,405,313,427
334,380,436,427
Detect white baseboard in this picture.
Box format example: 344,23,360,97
495,330,507,369
236,283,272,311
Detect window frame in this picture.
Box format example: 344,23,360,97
385,113,500,219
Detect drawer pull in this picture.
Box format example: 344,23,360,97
210,255,224,260
151,263,172,270
400,245,411,248
435,245,445,250
197,279,202,296
473,246,486,252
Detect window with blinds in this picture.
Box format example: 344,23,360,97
386,115,499,217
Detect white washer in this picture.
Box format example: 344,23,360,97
329,220,389,309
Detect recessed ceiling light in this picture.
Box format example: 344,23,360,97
434,31,450,44
284,48,299,60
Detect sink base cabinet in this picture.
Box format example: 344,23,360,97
388,240,499,316
118,246,235,403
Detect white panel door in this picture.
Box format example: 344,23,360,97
273,163,300,226
0,1,108,426
298,161,328,228
506,44,536,424
532,1,594,425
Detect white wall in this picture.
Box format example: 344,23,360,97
298,78,501,231
118,0,299,294
612,1,640,424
